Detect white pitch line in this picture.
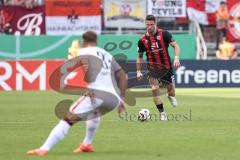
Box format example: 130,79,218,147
182,94,240,98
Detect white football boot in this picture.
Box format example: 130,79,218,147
160,112,167,121
167,95,178,107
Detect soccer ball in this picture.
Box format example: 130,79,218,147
138,109,150,121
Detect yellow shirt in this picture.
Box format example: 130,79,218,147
219,42,236,57
68,40,80,59
68,48,79,58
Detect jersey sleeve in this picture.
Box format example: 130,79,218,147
163,30,175,44
111,58,122,72
137,39,146,53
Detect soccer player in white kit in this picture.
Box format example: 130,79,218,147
27,31,127,156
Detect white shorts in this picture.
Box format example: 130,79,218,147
69,90,120,120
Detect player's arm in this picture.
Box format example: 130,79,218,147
115,69,127,114
170,41,181,69
115,68,128,99
112,59,128,113
136,39,145,80
136,52,143,80
164,31,181,69
170,41,180,60
112,59,128,99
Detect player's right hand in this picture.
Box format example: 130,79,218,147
136,71,143,80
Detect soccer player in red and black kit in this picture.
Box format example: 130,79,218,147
136,15,181,121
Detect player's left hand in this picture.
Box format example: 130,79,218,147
174,58,181,69
117,101,126,115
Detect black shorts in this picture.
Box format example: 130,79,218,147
147,69,174,84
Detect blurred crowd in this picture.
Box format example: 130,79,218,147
0,0,43,9
214,1,237,60
216,1,228,50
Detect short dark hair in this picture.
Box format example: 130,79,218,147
145,15,156,22
220,1,226,5
82,31,97,43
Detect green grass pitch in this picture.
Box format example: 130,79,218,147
0,88,240,160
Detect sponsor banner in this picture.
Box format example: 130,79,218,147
45,0,101,35
227,0,240,42
0,60,240,91
0,60,86,91
126,60,240,88
148,0,186,17
0,6,45,35
104,0,146,28
175,60,240,87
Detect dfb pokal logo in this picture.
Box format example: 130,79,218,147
228,2,240,39
15,13,43,35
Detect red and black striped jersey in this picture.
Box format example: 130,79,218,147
138,29,174,73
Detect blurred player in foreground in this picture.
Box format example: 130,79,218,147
27,31,127,156
136,15,181,121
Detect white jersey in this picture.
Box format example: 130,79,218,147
77,46,121,100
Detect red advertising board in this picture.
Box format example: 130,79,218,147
0,60,86,91
0,6,46,35
227,0,240,42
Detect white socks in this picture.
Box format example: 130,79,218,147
39,116,100,151
40,120,70,151
83,117,100,145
